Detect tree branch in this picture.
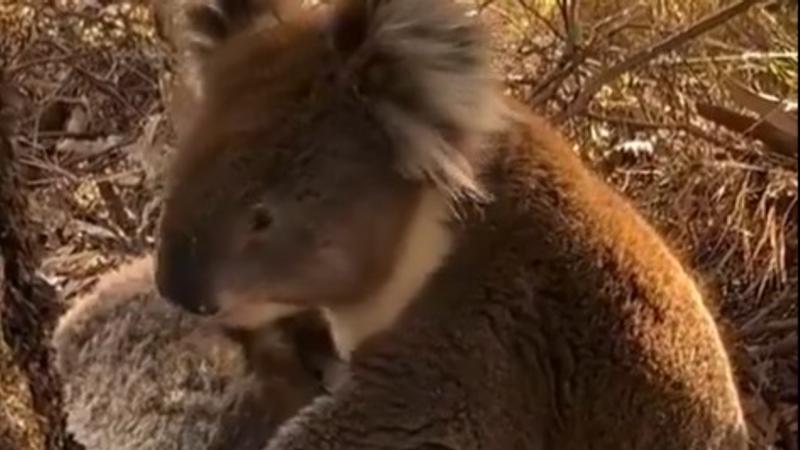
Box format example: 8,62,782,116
555,0,769,122
696,102,798,160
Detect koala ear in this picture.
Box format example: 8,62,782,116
184,0,300,56
329,0,508,202
329,0,371,56
177,0,302,115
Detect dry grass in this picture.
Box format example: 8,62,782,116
1,0,797,448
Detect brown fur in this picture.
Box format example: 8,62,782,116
52,256,335,450
155,1,748,448
264,103,749,450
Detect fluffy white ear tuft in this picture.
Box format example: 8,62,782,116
332,0,509,202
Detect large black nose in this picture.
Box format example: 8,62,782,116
155,233,219,316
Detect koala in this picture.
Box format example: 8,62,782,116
52,255,335,450
154,0,749,449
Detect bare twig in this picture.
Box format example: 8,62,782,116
584,111,730,148
513,0,564,40
528,4,646,108
7,52,90,78
588,2,645,38
31,130,109,140
556,0,770,122
71,65,145,118
740,292,792,335
742,318,798,338
724,77,798,135
529,56,584,106
749,332,798,358
650,51,798,66
562,0,582,56
696,102,798,160
97,180,135,235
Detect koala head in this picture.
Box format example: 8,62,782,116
155,0,506,326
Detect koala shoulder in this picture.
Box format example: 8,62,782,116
52,255,252,450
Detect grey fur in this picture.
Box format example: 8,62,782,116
52,256,312,450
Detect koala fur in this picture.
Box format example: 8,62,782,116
268,107,750,450
52,256,331,450
154,1,749,449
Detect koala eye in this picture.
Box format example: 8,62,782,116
249,206,274,233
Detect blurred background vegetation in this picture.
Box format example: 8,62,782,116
1,0,797,448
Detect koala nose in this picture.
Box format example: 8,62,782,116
155,233,219,316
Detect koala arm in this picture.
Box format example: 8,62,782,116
262,368,475,450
